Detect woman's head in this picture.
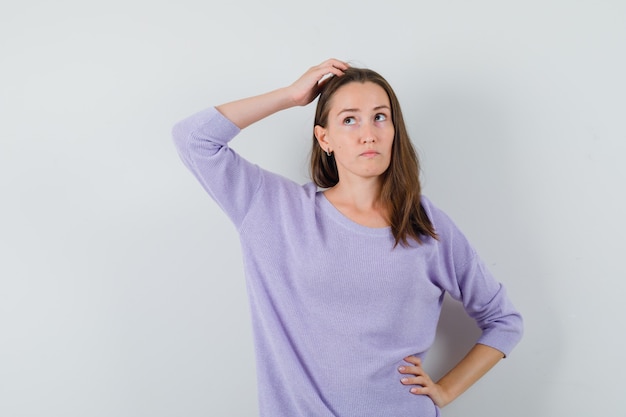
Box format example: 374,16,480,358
310,67,412,188
313,79,395,186
309,66,437,245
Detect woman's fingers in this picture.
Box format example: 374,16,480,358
398,356,435,391
315,58,349,74
400,375,430,386
288,59,348,106
398,356,449,406
307,59,348,87
403,355,422,366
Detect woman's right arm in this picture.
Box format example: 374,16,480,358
216,59,349,129
172,59,348,227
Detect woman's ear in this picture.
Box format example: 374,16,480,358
314,125,328,149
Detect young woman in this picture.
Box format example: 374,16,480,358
172,58,523,416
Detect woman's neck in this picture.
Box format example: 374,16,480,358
323,179,390,228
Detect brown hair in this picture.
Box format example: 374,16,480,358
309,67,437,246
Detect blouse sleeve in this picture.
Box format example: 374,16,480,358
172,107,262,229
423,197,524,357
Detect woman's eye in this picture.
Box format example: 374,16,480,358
375,113,387,122
343,117,356,125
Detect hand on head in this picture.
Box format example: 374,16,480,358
287,58,350,107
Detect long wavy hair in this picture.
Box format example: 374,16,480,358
309,67,437,246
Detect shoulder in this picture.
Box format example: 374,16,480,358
251,170,318,210
420,195,474,256
420,195,456,234
239,179,319,234
259,170,317,195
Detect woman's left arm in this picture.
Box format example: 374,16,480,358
404,199,523,407
398,343,504,408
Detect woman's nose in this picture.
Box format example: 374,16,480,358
361,125,376,143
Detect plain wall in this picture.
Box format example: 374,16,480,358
2,1,625,416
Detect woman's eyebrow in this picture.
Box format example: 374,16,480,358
336,105,390,116
337,107,359,115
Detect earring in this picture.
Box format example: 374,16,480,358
325,149,332,157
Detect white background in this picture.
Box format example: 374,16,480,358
2,1,625,416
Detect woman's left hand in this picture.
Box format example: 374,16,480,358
398,356,451,408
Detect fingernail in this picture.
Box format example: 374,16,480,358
398,366,405,371
410,388,419,394
401,378,409,383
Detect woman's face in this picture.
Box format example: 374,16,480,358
315,81,395,184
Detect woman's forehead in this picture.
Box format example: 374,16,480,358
328,82,390,114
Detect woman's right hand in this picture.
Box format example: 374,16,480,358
286,59,349,107
216,59,348,129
